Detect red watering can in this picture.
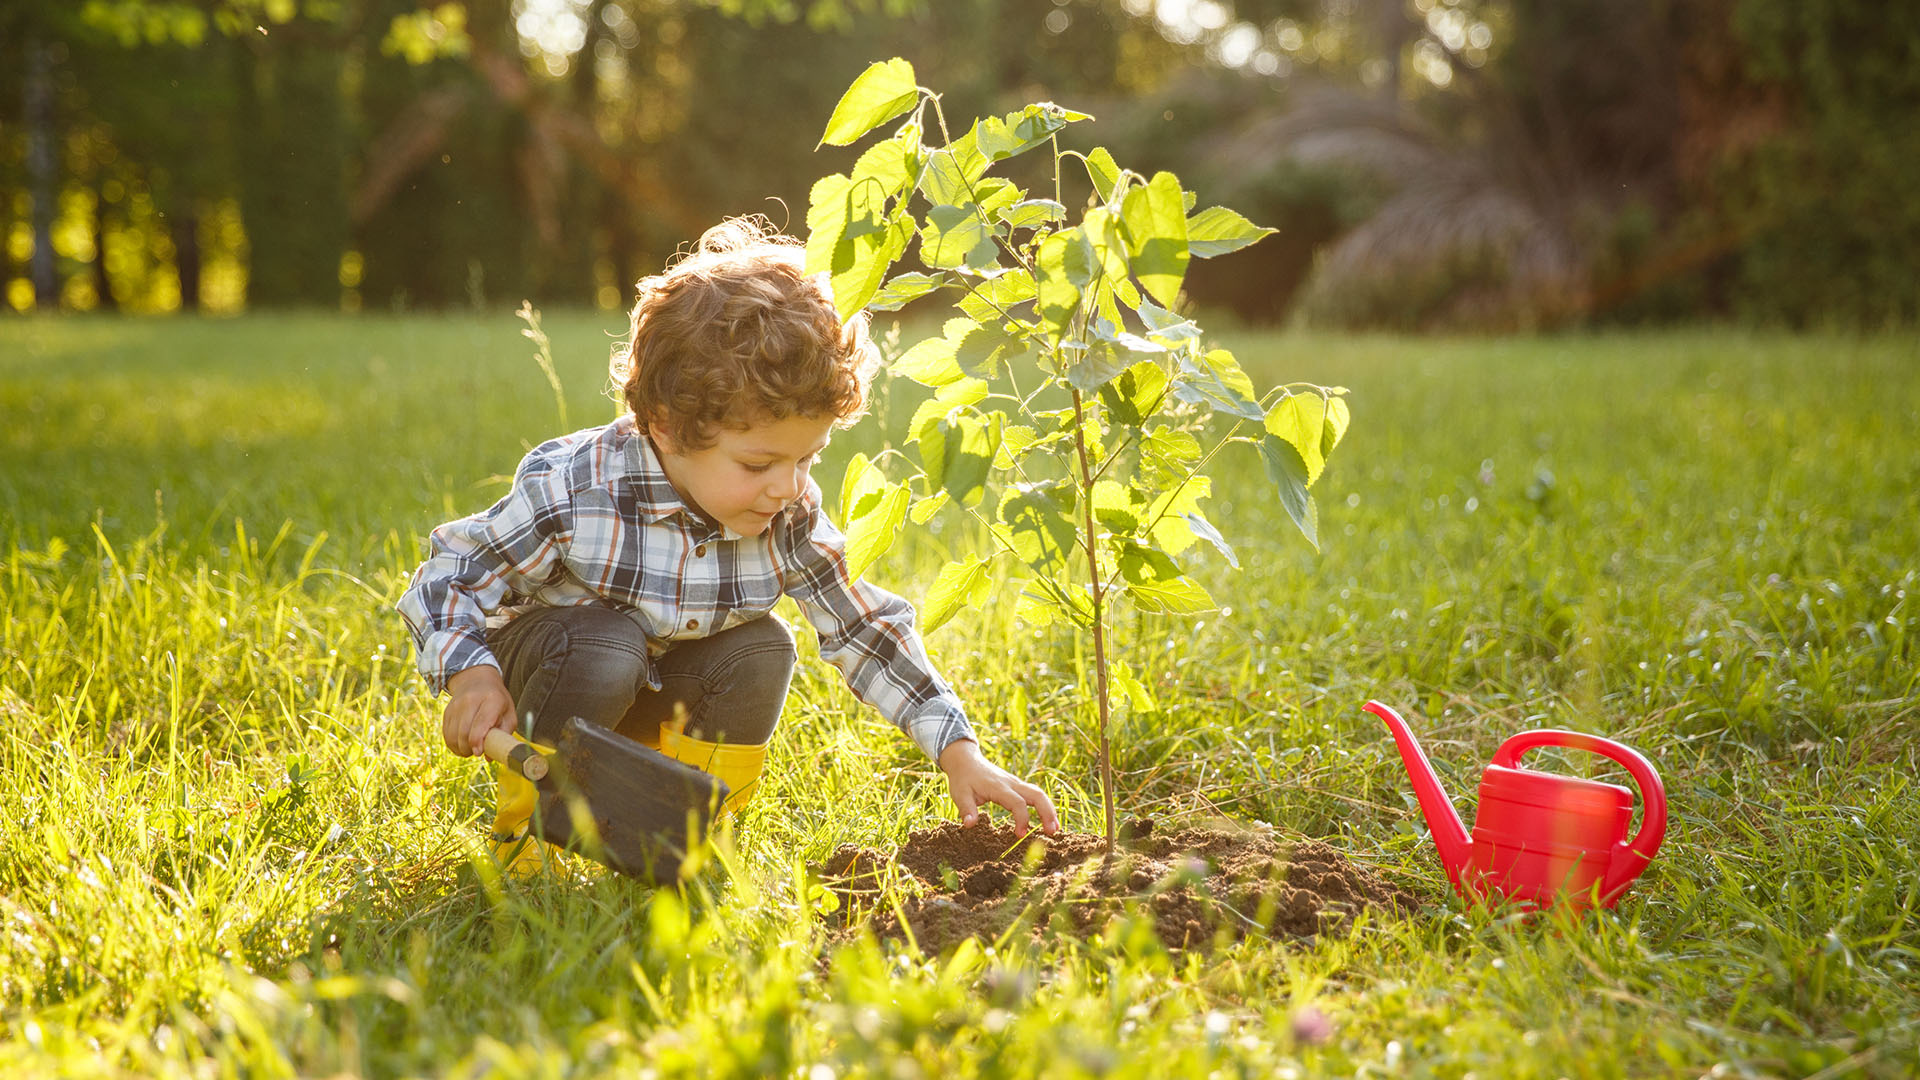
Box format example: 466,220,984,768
1364,700,1667,911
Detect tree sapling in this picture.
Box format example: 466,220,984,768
809,59,1351,848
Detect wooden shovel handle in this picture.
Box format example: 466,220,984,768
481,729,549,782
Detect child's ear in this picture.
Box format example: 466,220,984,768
643,419,675,454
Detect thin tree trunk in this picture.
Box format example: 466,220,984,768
173,206,202,313
25,34,59,308
0,187,12,312
92,182,118,312
1071,388,1117,851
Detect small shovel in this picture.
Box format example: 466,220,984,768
482,716,728,884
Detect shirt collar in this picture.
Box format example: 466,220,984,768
617,415,752,542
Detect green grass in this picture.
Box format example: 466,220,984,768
2,314,1916,1077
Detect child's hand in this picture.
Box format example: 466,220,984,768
937,739,1060,838
443,665,516,756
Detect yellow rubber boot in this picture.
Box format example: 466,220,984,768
488,736,564,880
657,712,769,817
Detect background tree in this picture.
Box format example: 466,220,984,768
2,0,1915,326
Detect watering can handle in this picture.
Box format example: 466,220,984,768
1490,730,1667,870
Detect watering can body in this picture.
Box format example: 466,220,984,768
1365,701,1667,911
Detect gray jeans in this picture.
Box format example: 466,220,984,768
485,604,797,749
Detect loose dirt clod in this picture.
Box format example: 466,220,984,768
813,818,1420,953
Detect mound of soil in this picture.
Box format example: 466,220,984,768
813,817,1419,954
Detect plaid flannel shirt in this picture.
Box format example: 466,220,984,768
396,415,974,761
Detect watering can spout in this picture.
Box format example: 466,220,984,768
1364,700,1473,889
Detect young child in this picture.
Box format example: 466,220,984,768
398,218,1057,875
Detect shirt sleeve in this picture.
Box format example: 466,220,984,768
775,478,976,761
395,450,574,694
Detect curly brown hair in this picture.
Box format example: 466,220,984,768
610,216,880,452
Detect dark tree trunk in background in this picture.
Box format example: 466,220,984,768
91,180,118,311
236,29,349,307
173,206,202,312
25,34,59,308
603,183,640,303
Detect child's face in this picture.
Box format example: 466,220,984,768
650,412,835,537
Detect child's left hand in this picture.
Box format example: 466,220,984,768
937,739,1060,838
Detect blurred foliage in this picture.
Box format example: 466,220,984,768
0,0,1916,327
1723,0,1920,327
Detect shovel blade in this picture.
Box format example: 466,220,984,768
533,716,729,884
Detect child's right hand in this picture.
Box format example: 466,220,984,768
443,665,517,756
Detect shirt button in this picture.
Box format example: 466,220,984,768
694,545,707,557
685,618,699,630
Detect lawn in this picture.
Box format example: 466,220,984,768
2,314,1916,1078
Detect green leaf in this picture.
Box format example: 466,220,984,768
1095,282,1127,330
1090,313,1166,356
1084,206,1130,285
1321,393,1351,459
998,483,1077,576
1182,511,1240,569
867,272,948,312
1115,541,1182,584
892,317,981,387
1146,477,1210,554
1014,590,1058,627
850,127,921,206
1083,146,1120,202
919,206,983,272
957,270,1037,324
909,489,949,524
1141,438,1199,488
1136,297,1201,346
1092,480,1142,535
952,412,1002,508
1114,541,1214,613
975,102,1087,161
1109,659,1154,711
1001,199,1067,231
920,411,998,509
843,482,910,579
893,336,963,387
920,128,988,206
1036,228,1097,339
1069,316,1160,393
1014,575,1095,628
907,377,990,449
864,216,916,314
1264,391,1350,488
922,556,991,633
806,172,910,320
1099,359,1171,428
1142,425,1201,466
804,173,860,274
1121,171,1190,307
919,182,1019,270
839,452,886,526
1186,206,1276,258
1173,348,1265,421
819,58,920,147
1123,573,1215,614
917,405,951,481
954,322,1029,381
1259,434,1319,551
995,424,1039,469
